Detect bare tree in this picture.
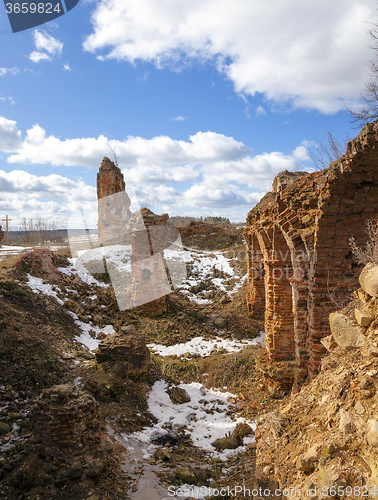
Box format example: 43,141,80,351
109,146,119,167
309,131,347,171
18,217,50,244
348,25,378,126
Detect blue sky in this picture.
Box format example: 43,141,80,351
0,0,376,228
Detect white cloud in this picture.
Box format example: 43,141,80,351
83,0,375,113
173,115,187,121
29,30,63,63
0,170,98,228
0,67,19,77
200,149,307,192
0,115,314,222
183,184,261,209
292,141,310,161
0,169,94,198
29,51,52,63
123,165,197,184
7,124,252,169
0,117,22,152
63,63,71,71
256,105,267,117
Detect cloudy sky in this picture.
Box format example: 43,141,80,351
0,0,376,228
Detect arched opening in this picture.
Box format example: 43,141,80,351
245,232,265,317
257,224,295,362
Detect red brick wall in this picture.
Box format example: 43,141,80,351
245,120,378,388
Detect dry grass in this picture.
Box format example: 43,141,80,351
350,218,378,265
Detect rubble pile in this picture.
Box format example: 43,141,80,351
95,325,151,378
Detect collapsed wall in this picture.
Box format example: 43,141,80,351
96,158,171,313
244,121,378,390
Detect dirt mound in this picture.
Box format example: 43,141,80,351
178,222,244,250
13,248,67,281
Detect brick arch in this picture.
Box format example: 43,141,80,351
245,230,265,317
276,211,314,385
244,120,378,392
255,222,295,362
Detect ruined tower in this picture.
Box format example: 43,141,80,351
97,157,132,244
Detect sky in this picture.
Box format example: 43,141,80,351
0,0,377,228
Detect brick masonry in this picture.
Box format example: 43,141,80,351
244,121,378,389
97,159,171,313
31,384,100,460
97,157,131,244
130,208,171,314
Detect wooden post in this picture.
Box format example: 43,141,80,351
2,215,12,244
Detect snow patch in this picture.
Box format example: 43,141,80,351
26,274,65,305
148,332,265,358
127,381,255,461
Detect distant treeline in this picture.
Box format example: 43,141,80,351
168,215,230,227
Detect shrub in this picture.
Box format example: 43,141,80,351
349,219,378,265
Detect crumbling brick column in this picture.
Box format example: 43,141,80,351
260,224,295,362
97,157,131,244
31,384,100,460
245,232,265,317
130,209,171,314
276,212,313,386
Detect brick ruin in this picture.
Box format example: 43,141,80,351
129,208,172,312
31,384,101,460
97,158,172,312
244,121,378,391
97,157,132,244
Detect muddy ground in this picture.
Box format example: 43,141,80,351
0,239,285,500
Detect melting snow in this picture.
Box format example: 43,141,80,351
127,380,255,461
67,311,115,351
148,332,265,358
58,260,109,288
0,245,34,262
26,274,66,305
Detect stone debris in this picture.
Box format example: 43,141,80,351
329,308,366,349
212,436,239,451
167,386,191,404
355,305,375,327
0,422,10,435
175,465,197,484
95,326,150,379
359,262,378,297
